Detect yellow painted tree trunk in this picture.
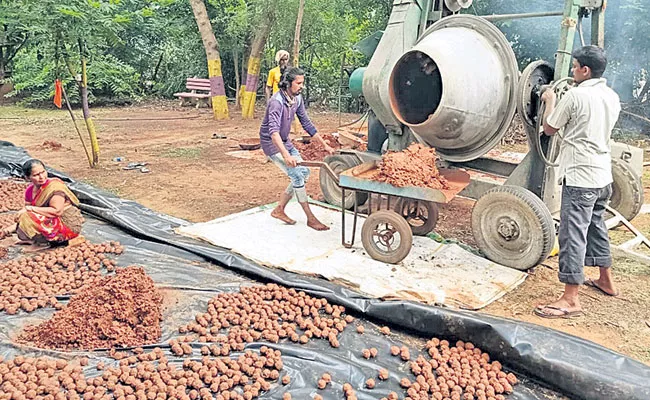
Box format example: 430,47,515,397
79,53,100,165
189,0,229,120
63,40,100,167
241,16,274,119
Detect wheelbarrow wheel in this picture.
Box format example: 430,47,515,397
361,210,413,264
320,155,368,210
394,199,439,236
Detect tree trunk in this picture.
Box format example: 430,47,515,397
78,39,100,166
237,45,248,108
241,15,274,118
189,0,229,120
292,0,305,67
233,48,241,109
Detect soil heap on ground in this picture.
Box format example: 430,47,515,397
19,266,163,350
373,143,449,189
292,133,341,161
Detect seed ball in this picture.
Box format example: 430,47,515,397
365,378,376,389
317,379,327,389
322,373,331,383
282,375,290,385
379,326,391,335
314,395,323,400
369,348,378,358
282,394,291,400
378,368,389,380
390,346,400,356
356,326,364,334
400,378,411,388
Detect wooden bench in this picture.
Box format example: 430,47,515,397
174,77,212,108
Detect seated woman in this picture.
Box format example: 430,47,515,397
2,159,83,249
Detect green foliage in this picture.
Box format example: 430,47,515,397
87,54,143,101
7,48,64,105
8,47,142,105
8,0,644,118
3,0,390,106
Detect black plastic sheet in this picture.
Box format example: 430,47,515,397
1,141,649,400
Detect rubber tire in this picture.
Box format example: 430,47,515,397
362,210,413,264
394,198,439,236
319,154,368,210
471,185,554,270
610,157,643,222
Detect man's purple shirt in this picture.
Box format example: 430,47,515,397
259,91,317,157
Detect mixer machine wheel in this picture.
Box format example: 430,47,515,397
320,154,368,210
361,210,413,264
394,198,439,236
472,185,554,271
516,60,554,138
609,157,643,223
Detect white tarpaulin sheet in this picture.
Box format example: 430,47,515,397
177,202,527,310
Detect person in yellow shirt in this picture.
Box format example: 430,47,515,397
265,50,289,102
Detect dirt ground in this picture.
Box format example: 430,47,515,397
1,102,649,365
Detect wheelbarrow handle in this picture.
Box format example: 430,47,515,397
298,161,340,185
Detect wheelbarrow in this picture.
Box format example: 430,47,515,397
299,160,470,264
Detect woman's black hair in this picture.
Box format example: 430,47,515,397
22,159,45,178
278,67,304,91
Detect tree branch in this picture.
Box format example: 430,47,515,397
4,34,28,64
621,109,650,126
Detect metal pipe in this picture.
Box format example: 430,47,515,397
577,15,585,46
480,11,563,22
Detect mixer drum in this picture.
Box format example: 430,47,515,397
389,15,519,162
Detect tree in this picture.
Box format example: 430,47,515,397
291,0,305,66
0,0,29,82
189,0,229,119
241,2,274,118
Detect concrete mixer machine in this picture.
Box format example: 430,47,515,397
319,0,644,270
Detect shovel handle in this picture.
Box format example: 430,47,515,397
298,161,340,185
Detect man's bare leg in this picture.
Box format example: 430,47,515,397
587,267,618,296
535,284,582,317
271,192,296,225
299,202,329,231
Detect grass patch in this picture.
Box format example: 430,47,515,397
160,147,203,159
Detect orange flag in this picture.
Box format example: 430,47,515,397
53,79,62,108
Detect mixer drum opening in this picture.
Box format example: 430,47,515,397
390,51,443,126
